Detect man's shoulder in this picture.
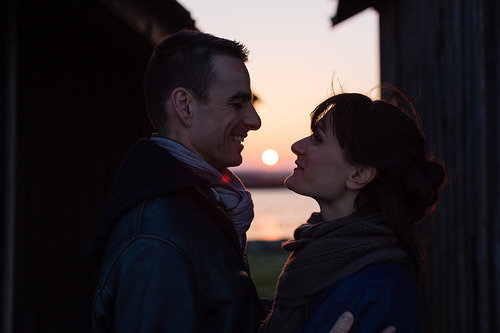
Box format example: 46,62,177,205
99,191,227,271
139,190,219,231
114,188,216,237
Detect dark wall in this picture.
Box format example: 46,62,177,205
13,1,154,331
378,1,500,332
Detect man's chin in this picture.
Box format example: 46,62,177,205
229,155,243,167
218,157,243,170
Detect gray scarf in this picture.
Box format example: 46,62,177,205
259,212,408,333
150,136,254,245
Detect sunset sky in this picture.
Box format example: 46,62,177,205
177,0,380,173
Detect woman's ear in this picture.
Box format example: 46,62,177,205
346,166,377,190
169,87,196,127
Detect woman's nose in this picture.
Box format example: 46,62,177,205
291,137,307,155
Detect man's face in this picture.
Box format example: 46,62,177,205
189,55,261,170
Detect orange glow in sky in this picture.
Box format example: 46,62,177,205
178,0,380,173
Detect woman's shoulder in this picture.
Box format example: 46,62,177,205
314,261,416,304
303,261,421,333
348,261,416,290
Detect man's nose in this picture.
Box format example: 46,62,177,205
244,104,261,130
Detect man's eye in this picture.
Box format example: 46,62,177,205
231,103,244,110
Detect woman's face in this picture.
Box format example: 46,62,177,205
285,118,357,218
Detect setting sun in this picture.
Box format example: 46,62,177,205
262,149,279,166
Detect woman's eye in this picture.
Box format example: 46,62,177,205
311,134,322,142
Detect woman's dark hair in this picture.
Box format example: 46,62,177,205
143,30,249,131
311,93,447,271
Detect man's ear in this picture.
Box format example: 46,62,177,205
169,87,196,127
346,166,377,191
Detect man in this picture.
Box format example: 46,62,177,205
90,30,262,332
89,30,393,332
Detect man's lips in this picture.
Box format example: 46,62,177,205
230,134,246,143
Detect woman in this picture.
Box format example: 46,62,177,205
259,93,446,333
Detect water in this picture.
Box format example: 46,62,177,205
247,187,319,241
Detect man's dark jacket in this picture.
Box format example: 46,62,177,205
89,139,263,332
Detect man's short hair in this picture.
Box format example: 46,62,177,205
143,30,249,131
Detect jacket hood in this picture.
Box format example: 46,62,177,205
88,139,211,269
